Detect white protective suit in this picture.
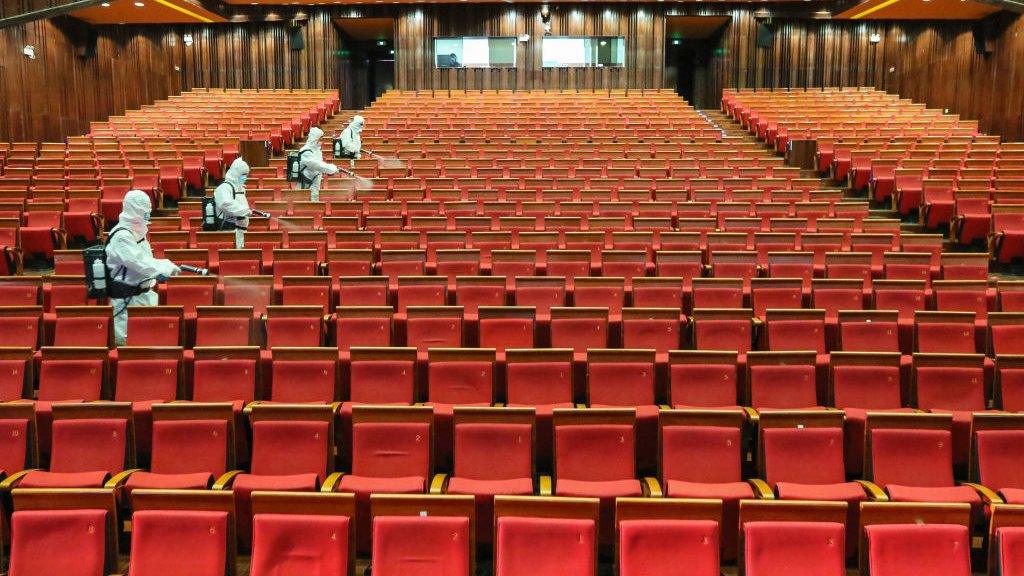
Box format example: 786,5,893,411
106,190,180,346
338,115,364,160
214,158,254,248
299,127,340,202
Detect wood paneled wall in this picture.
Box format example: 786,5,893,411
0,17,181,142
176,10,339,91
688,7,1024,139
393,4,664,92
3,5,1024,142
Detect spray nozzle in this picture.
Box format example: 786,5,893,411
179,265,210,276
251,210,271,219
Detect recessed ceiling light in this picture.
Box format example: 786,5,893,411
133,1,143,6
100,2,110,6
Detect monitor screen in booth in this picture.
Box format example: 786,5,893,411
541,36,626,68
434,37,517,68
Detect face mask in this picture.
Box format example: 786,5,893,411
129,220,148,238
238,175,248,186
144,213,151,223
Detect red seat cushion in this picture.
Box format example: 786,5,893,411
250,514,350,576
337,474,425,496
866,523,971,576
885,484,981,512
371,516,470,576
555,478,642,498
496,516,595,576
775,481,867,502
337,474,425,553
619,519,719,576
19,470,110,488
129,510,228,576
232,473,320,550
124,471,213,491
1001,488,1024,504
666,480,754,500
665,479,753,561
744,521,845,576
9,509,107,576
446,476,534,497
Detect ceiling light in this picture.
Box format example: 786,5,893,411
100,2,110,6
133,1,143,6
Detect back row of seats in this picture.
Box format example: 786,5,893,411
3,404,1024,573
9,488,1010,576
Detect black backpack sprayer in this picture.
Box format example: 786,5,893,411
83,229,211,300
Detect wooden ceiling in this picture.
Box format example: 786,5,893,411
666,15,730,39
72,0,227,23
334,17,394,40
834,0,1001,19
226,0,810,4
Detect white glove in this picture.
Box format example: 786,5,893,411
171,265,182,276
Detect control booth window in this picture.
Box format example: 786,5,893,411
434,37,517,68
541,36,626,68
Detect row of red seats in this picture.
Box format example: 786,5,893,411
1,396,1021,566
10,487,1008,576
13,292,1024,356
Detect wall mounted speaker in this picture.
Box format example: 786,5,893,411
75,27,98,59
756,22,774,49
972,21,994,54
288,26,305,51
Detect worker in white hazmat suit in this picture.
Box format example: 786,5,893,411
105,190,180,346
298,127,340,202
337,115,365,162
214,158,254,248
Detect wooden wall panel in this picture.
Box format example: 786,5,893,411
0,16,181,142
2,5,1024,142
664,5,1023,140
386,4,664,92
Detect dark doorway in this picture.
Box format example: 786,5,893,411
667,39,715,108
663,16,729,110
334,18,395,110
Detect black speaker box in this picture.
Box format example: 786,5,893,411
756,22,774,49
76,27,98,58
972,21,994,54
288,26,304,51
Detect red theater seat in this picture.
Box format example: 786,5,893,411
128,510,229,576
496,516,596,576
440,407,536,544
659,409,753,560
618,518,720,576
743,521,846,576
337,406,432,553
865,524,972,576
372,515,471,576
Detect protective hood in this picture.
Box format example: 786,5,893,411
349,115,365,135
224,158,250,187
304,127,325,150
118,190,152,239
